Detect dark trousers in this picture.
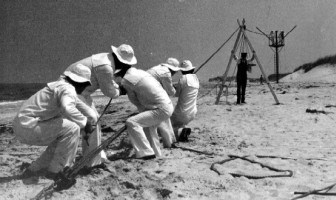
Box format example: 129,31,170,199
236,77,247,104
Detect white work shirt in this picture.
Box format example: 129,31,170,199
147,64,176,96
16,80,87,129
121,67,172,113
63,53,120,98
174,74,200,116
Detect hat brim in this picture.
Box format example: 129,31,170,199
111,46,137,65
180,66,196,72
165,64,180,72
64,71,92,85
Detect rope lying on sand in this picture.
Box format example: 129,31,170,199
210,154,293,179
292,183,336,199
173,144,293,179
172,143,215,155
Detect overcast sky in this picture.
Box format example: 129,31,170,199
1,0,336,83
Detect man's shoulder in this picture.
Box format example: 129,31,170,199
92,53,112,67
124,68,151,85
48,80,76,96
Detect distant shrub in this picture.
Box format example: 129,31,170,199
294,54,336,73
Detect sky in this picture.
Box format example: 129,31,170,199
1,0,336,83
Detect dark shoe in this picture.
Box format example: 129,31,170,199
179,128,191,142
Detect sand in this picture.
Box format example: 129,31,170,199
1,81,336,200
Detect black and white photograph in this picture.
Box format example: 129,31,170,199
1,0,336,199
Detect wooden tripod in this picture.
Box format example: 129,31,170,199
215,19,280,105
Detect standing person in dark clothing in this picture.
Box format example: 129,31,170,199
234,52,254,104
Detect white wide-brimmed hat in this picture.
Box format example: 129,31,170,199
165,57,180,71
64,64,91,84
180,60,195,71
111,44,137,65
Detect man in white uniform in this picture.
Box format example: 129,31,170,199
147,58,180,147
13,64,94,177
171,60,199,142
62,44,136,167
114,62,174,159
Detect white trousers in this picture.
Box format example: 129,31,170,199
13,117,80,173
126,107,172,158
77,95,107,167
157,118,176,147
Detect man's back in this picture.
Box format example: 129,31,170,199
147,64,175,96
122,68,172,111
174,74,199,116
16,80,77,128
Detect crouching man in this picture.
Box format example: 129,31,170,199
171,60,199,142
13,64,94,178
147,57,180,148
114,52,173,159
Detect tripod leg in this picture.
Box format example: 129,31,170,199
215,28,243,104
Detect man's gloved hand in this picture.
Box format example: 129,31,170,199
119,85,127,95
84,120,94,135
83,120,95,146
173,82,178,89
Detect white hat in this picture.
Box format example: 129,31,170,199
180,60,195,71
64,64,91,84
111,44,137,65
165,57,180,71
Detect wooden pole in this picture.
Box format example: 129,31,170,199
215,26,243,104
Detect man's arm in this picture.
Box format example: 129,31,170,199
59,88,87,128
233,53,238,62
122,82,144,111
95,64,120,98
161,75,176,96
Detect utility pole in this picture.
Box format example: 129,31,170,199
270,30,283,83
257,26,296,83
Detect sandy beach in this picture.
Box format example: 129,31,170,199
0,79,336,200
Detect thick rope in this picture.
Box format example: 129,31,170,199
228,155,293,179
173,144,294,179
194,27,239,74
210,154,293,179
292,183,336,200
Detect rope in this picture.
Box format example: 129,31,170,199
246,28,264,36
194,27,239,74
172,143,214,156
292,183,336,199
210,154,293,179
172,143,293,180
